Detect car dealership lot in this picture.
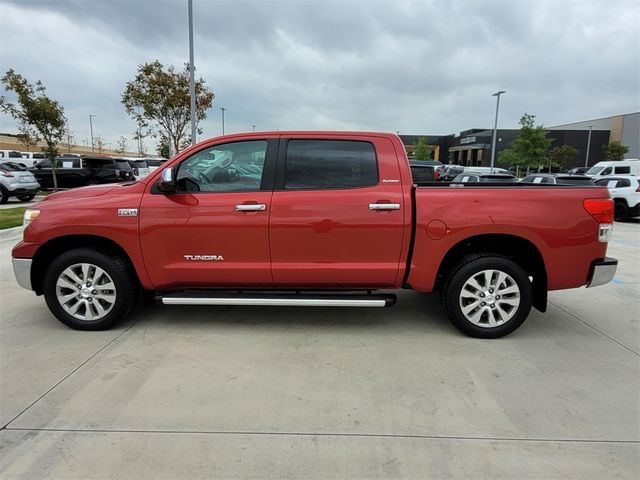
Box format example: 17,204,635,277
1,224,638,479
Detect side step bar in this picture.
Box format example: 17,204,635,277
158,291,396,308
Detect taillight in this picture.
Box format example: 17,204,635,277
584,198,614,242
0,171,14,178
584,198,613,223
636,181,640,192
434,170,441,181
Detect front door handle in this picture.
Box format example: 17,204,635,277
235,204,266,212
369,203,401,210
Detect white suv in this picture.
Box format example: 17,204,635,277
595,175,640,221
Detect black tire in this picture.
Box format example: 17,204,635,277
0,186,8,204
440,254,533,338
17,194,36,202
614,201,628,222
43,248,136,330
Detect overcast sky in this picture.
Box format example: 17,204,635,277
1,0,638,152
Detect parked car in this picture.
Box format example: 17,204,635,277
142,158,168,173
0,150,28,168
12,131,617,339
566,167,590,175
594,175,640,221
125,159,151,180
585,159,640,180
451,173,517,183
409,161,439,182
441,165,464,182
30,156,134,189
0,162,40,204
20,152,47,167
520,174,594,185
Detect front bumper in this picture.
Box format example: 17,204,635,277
12,258,32,290
587,257,618,288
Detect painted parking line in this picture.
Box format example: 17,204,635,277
610,239,640,248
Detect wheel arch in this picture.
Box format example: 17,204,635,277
31,235,141,295
434,233,548,312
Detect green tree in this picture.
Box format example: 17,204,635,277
602,141,629,161
0,69,66,190
157,133,170,158
93,135,105,154
122,60,214,154
413,137,431,160
498,113,552,170
549,145,579,171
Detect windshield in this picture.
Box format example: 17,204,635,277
0,162,27,171
132,160,148,168
586,166,604,174
115,160,133,171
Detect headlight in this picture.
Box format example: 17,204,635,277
23,208,40,227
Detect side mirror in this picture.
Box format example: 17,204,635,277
157,168,176,193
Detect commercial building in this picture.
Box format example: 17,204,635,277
401,112,639,170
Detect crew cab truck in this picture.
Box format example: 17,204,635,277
11,132,618,338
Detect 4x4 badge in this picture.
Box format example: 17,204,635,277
118,209,138,217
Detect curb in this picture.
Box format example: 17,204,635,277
0,226,23,241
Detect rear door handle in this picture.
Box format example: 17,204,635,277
235,204,266,211
369,203,401,210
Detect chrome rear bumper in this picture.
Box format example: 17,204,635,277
12,258,32,290
587,257,618,288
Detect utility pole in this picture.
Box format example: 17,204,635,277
584,125,593,168
489,90,506,174
89,114,96,153
188,0,197,145
220,107,226,135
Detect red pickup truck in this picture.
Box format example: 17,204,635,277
11,132,617,338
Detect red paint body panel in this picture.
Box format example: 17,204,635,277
10,131,612,297
408,186,609,292
269,134,408,287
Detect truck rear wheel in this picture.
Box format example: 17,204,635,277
43,248,135,330
441,255,532,338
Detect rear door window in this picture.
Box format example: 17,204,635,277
284,140,378,190
614,166,631,174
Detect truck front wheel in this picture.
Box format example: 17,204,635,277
43,248,135,330
441,255,533,338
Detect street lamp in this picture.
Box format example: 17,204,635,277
252,124,256,132
89,114,96,153
489,90,506,174
188,0,196,145
220,107,226,135
584,125,593,168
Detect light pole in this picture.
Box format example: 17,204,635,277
188,0,196,145
89,114,96,153
220,107,226,135
252,124,256,132
584,125,593,168
489,90,506,174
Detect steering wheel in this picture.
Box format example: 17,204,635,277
198,171,212,183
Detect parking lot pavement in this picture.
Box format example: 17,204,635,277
1,225,639,479
0,195,45,210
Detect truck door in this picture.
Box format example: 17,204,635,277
139,139,277,289
269,136,406,287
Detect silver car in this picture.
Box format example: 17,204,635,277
0,162,40,204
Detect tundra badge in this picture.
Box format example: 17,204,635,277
118,209,138,216
184,255,225,261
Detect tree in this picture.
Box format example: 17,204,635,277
602,141,629,161
17,120,39,151
116,136,128,155
0,69,66,190
498,113,553,170
122,60,214,154
413,137,431,160
93,135,105,154
157,133,170,158
64,124,75,153
549,145,579,171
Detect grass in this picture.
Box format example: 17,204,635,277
0,207,26,230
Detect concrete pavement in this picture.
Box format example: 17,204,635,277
0,224,638,479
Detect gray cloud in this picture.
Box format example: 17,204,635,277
1,0,638,153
